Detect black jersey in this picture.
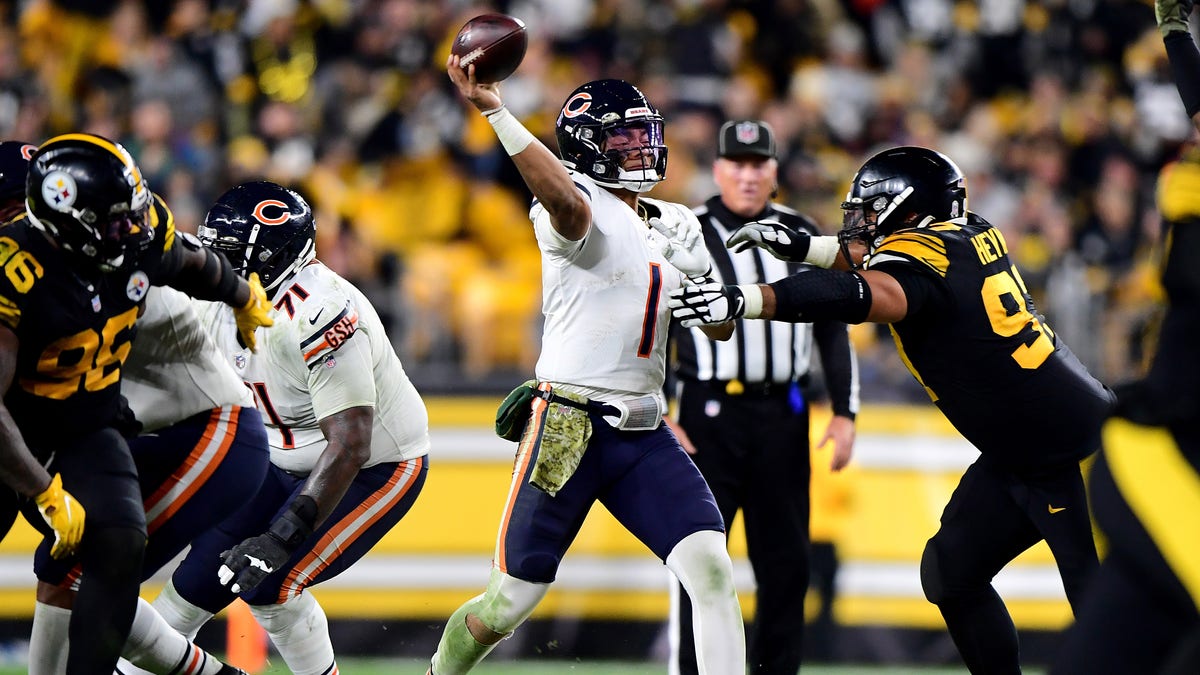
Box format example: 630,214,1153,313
0,195,179,450
866,213,1114,468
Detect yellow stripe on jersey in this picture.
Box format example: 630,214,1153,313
889,326,937,402
875,230,950,278
150,194,175,251
0,296,19,330
1103,419,1200,612
1157,159,1200,222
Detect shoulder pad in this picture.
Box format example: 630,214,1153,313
150,193,176,252
869,229,949,278
297,296,359,367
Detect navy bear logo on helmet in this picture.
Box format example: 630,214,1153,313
199,181,316,293
554,79,667,193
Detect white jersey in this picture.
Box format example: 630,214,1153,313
531,171,689,403
122,286,254,432
201,262,431,473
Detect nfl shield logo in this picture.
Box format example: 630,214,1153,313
735,122,759,145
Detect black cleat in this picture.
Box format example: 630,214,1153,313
217,666,249,675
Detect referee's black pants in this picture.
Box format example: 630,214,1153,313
673,380,811,675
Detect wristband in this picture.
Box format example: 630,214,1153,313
737,284,764,319
484,106,535,156
267,495,318,549
805,236,840,268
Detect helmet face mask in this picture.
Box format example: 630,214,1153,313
555,79,667,193
26,134,154,273
837,146,967,268
198,181,316,293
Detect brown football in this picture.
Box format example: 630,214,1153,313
450,14,528,84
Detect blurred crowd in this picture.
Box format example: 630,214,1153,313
0,0,1183,396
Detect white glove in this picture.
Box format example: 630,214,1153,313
644,200,712,277
668,281,746,327
726,220,839,268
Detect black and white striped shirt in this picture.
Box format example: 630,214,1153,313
671,196,860,418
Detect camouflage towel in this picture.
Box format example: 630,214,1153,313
529,386,592,496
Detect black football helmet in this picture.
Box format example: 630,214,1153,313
26,133,154,272
554,79,667,193
198,181,316,293
0,141,36,222
838,146,967,261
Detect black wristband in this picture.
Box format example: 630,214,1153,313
1166,31,1200,118
267,495,318,550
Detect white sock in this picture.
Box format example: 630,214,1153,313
121,597,226,675
249,592,336,675
150,579,215,641
665,530,745,675
29,601,71,675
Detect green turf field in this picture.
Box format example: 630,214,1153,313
0,659,1042,674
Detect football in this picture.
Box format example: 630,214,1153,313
451,13,528,84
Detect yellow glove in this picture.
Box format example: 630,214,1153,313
234,272,274,352
34,474,85,560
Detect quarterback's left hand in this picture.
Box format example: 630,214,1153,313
645,201,712,277
668,281,746,327
218,531,290,594
234,272,274,352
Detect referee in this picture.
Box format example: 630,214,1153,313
666,120,859,675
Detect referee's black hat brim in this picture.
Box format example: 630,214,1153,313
718,120,776,159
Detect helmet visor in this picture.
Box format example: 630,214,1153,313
601,120,664,172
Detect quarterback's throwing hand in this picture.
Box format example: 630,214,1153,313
726,220,811,260
668,281,746,327
218,532,290,594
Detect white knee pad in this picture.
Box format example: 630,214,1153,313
249,592,335,675
474,568,549,635
151,579,214,641
666,530,736,603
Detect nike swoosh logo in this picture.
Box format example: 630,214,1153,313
858,177,885,188
308,309,324,325
1048,505,1067,514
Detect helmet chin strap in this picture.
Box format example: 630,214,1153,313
616,167,661,193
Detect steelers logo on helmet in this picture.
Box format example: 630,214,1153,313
554,79,667,193
26,133,155,273
40,170,77,212
201,181,317,293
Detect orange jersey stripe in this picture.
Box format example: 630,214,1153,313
144,407,241,532
278,455,426,601
495,382,549,573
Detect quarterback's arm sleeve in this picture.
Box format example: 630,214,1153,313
813,319,859,420
308,330,377,421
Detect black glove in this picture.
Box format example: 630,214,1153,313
667,281,746,327
725,220,811,260
218,496,317,594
